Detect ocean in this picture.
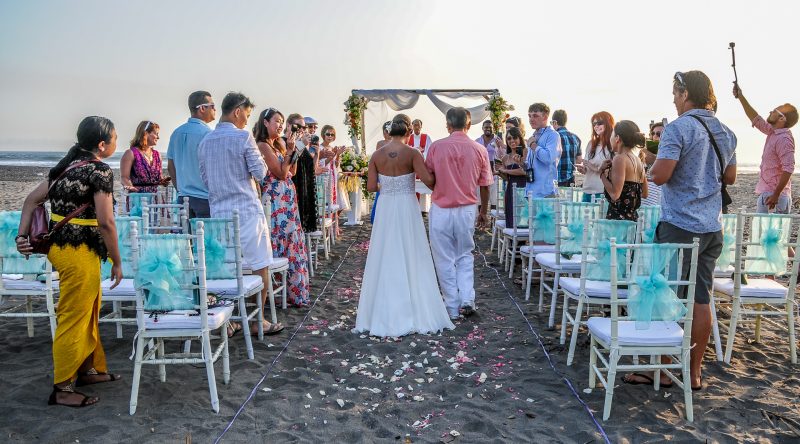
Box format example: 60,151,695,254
0,151,766,173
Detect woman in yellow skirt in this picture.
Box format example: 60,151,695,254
17,116,124,407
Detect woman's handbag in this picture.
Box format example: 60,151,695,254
29,160,98,254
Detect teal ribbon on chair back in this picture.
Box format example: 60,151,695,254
585,219,637,281
134,235,198,311
715,214,737,270
745,215,790,276
627,244,688,329
0,211,47,274
638,205,661,243
560,202,601,254
127,193,154,217
190,219,235,279
531,198,557,243
512,186,529,229
101,216,139,279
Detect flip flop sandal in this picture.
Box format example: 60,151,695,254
48,384,98,408
75,369,122,387
621,372,674,388
227,322,243,338
263,322,285,336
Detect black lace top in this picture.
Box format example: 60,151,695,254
47,154,114,259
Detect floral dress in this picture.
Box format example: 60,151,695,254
262,154,310,306
129,147,162,193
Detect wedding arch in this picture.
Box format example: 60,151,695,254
344,88,502,154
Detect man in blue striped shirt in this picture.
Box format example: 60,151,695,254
551,109,582,187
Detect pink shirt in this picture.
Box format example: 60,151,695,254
425,131,493,208
753,115,795,196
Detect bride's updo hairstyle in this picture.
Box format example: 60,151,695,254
389,114,412,137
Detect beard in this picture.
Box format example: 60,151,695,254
767,114,778,125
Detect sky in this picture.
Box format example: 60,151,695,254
1,0,798,165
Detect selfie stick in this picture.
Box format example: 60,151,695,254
729,42,739,97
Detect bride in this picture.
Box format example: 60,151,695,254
354,114,455,337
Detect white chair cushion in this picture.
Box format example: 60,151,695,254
327,204,341,212
308,230,323,237
144,304,234,330
713,278,789,299
101,279,136,300
534,252,583,270
494,220,506,229
207,275,264,297
269,257,289,270
560,277,628,298
490,209,505,218
519,244,555,256
502,228,529,236
713,265,734,277
587,317,684,346
1,278,50,291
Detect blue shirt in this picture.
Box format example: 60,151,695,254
525,126,561,197
658,109,737,233
166,118,212,199
555,127,582,182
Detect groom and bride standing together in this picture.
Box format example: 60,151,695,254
355,108,494,337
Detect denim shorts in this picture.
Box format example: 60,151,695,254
756,192,791,214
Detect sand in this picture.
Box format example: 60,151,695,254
1,166,799,443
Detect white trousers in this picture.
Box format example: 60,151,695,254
429,203,477,317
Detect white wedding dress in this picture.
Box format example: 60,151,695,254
354,172,455,337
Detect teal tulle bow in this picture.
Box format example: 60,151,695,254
135,249,195,311
532,203,555,243
760,227,785,275
204,234,227,279
629,273,687,329
561,220,584,254
716,232,736,269
0,211,46,274
643,225,657,244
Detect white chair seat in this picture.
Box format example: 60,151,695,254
494,220,506,229
490,209,505,218
207,275,263,297
560,277,628,298
101,279,136,300
519,244,555,255
327,204,341,212
587,317,683,346
713,265,734,278
502,228,529,237
534,253,584,270
269,257,289,271
144,304,234,330
308,230,323,237
1,278,51,291
713,278,789,299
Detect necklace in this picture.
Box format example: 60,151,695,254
139,147,153,163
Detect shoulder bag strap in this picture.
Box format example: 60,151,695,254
687,114,725,181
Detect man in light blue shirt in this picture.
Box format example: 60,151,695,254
167,90,215,218
524,103,561,198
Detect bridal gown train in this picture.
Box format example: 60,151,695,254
354,173,455,337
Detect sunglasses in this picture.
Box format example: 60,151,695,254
674,71,686,88
195,103,215,110
592,121,604,127
773,108,786,119
324,133,335,137
652,131,663,137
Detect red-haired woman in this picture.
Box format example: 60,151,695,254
576,111,614,203
120,120,170,193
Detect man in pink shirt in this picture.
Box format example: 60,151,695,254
734,85,798,213
425,107,494,319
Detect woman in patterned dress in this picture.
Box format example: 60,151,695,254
253,108,310,306
120,120,170,194
16,116,124,407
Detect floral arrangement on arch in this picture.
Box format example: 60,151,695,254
343,94,369,140
339,148,371,197
485,93,515,134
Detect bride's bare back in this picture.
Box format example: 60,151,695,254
367,139,434,191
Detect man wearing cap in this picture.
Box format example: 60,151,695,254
304,116,319,136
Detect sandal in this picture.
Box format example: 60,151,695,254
75,368,122,387
251,321,284,336
227,322,243,338
48,384,98,408
621,372,673,388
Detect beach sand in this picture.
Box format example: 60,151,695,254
1,166,799,443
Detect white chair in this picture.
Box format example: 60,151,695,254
500,184,531,277
535,201,603,327
558,186,584,203
307,175,334,273
560,219,638,365
119,191,155,217
129,220,231,414
587,238,699,421
99,216,143,338
489,175,505,255
714,212,799,364
259,194,290,321
636,205,661,244
707,214,738,361
190,212,265,360
0,211,57,339
519,197,560,301
142,197,189,234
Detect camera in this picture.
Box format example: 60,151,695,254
291,123,301,133
310,135,320,145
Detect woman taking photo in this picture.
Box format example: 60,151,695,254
496,127,528,227
319,125,347,234
254,108,310,307
577,111,614,203
599,120,649,221
120,120,170,193
16,116,123,407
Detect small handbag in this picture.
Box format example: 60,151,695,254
29,160,98,254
